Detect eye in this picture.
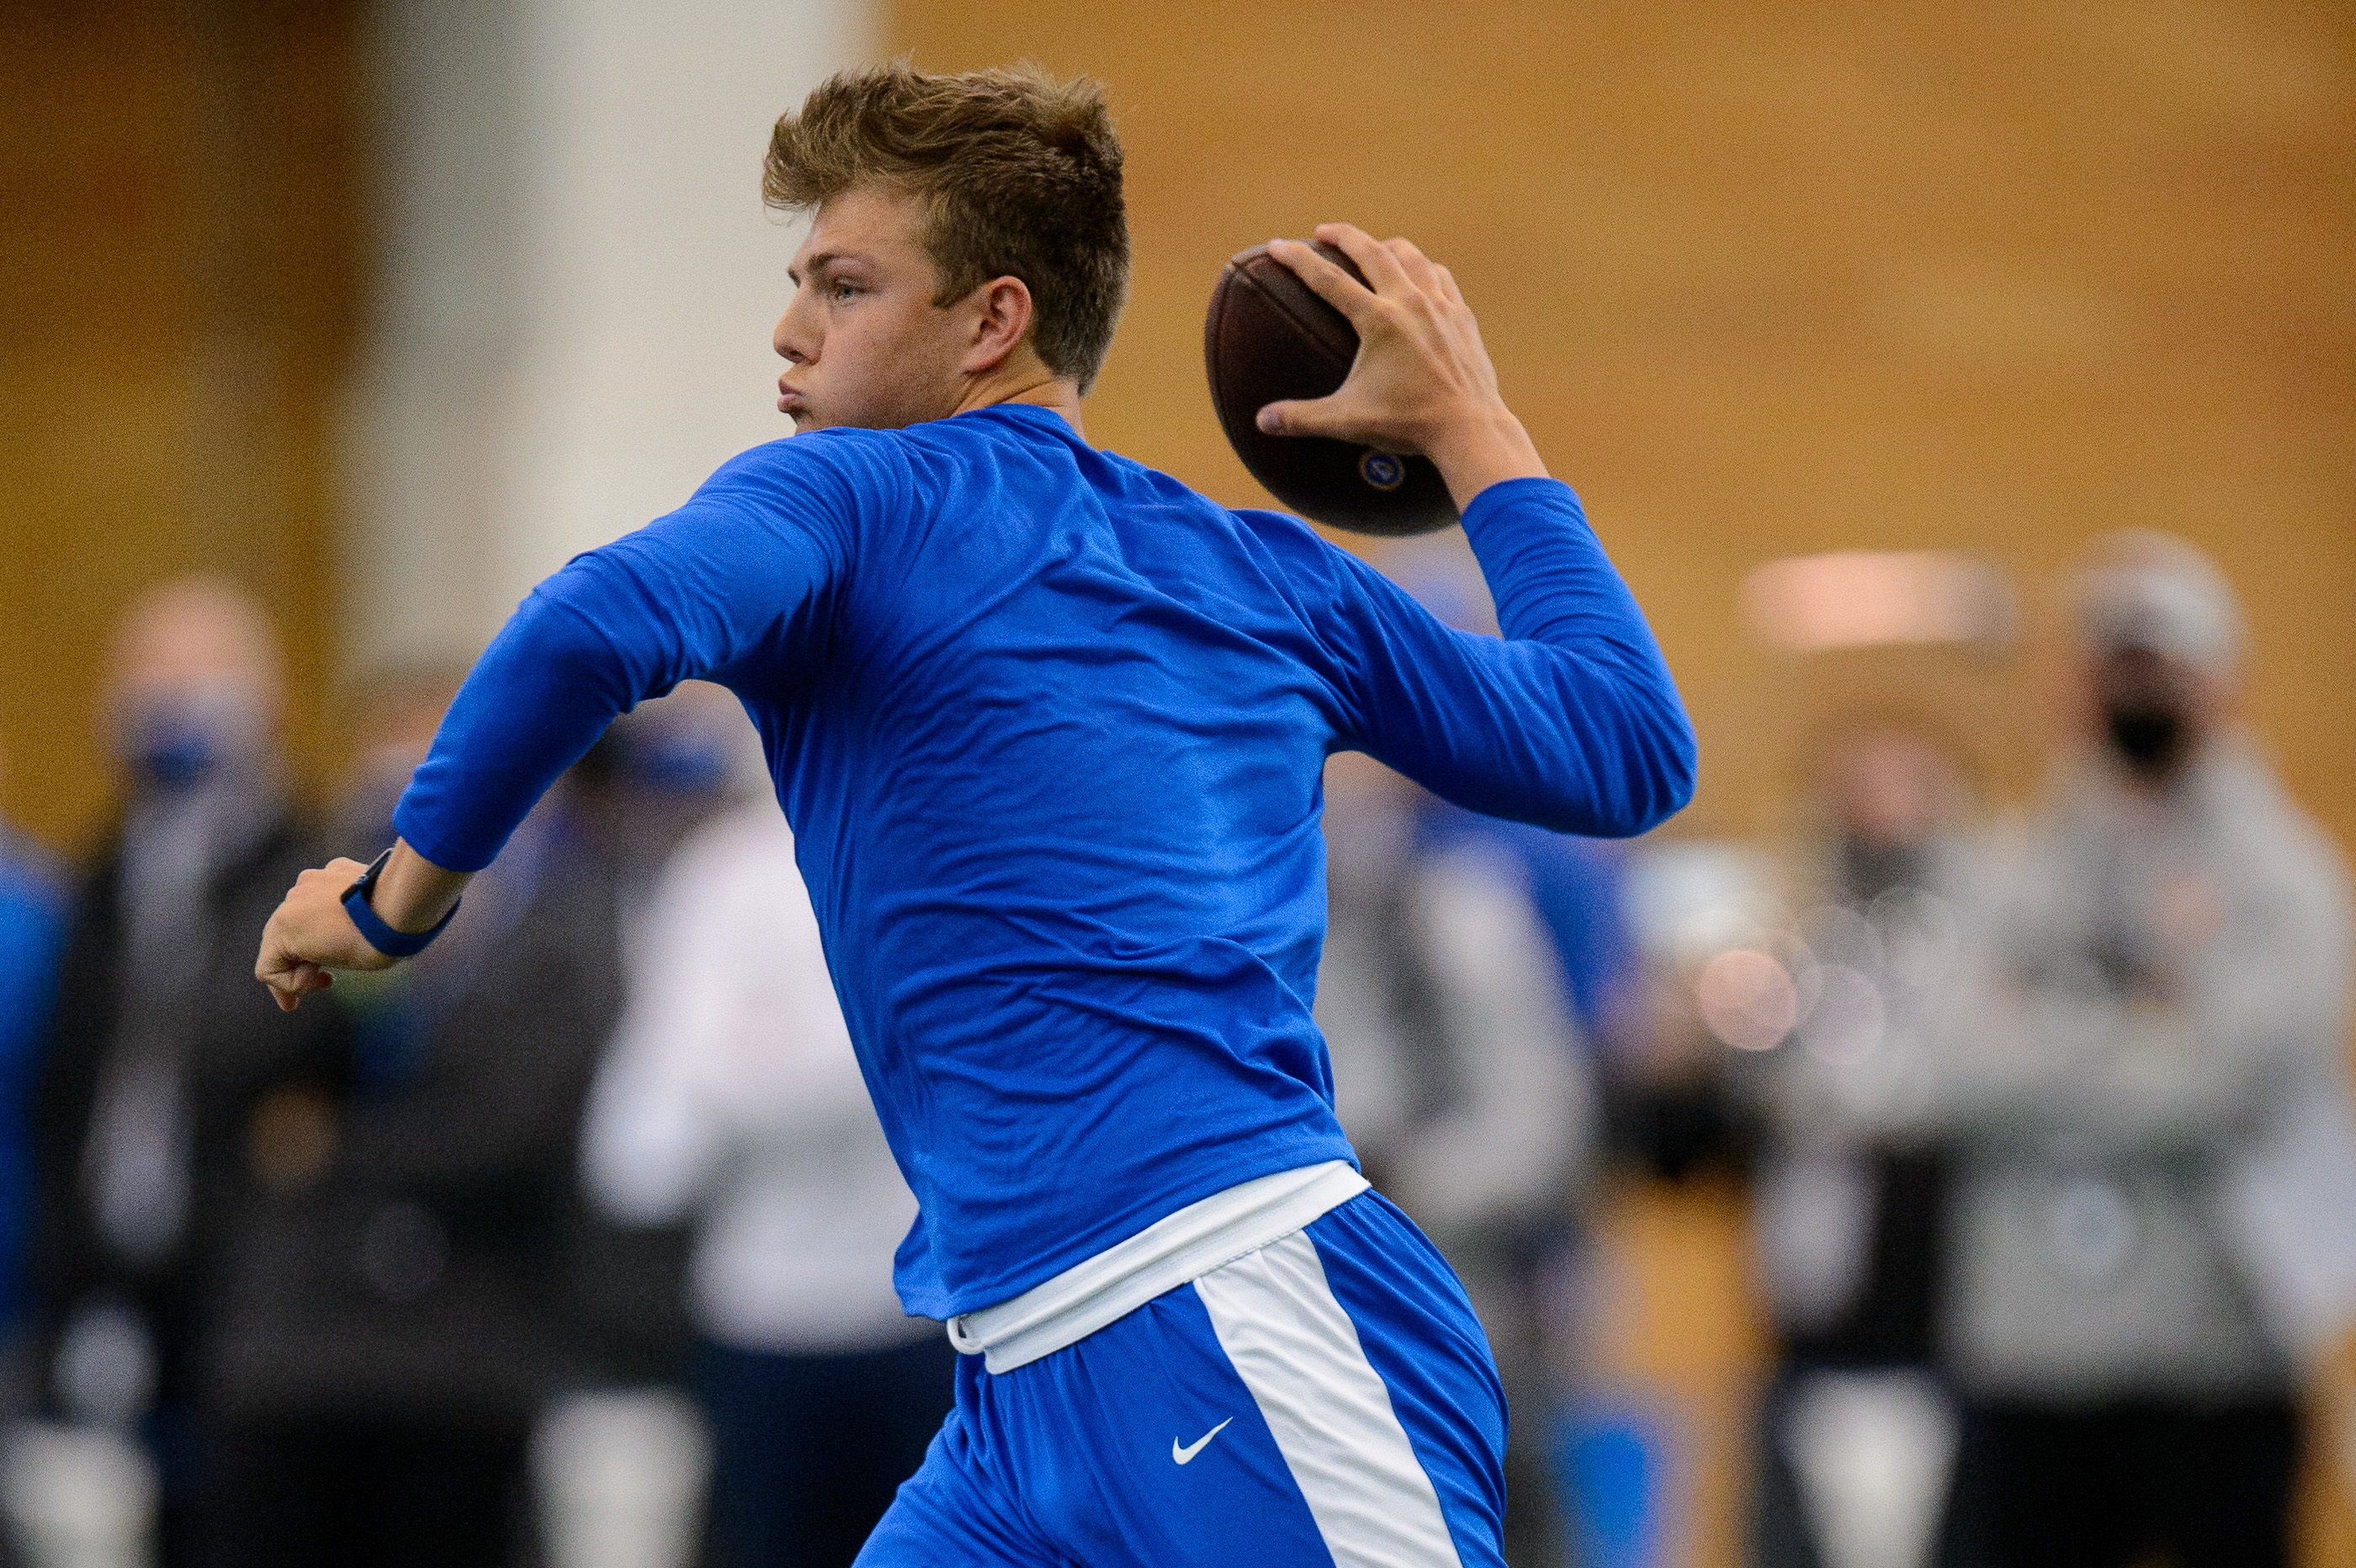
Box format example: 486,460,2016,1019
830,279,860,301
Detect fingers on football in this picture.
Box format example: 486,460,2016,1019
1255,394,1344,438
1308,222,1419,304
1383,237,1446,300
1268,237,1378,326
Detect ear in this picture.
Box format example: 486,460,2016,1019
958,275,1037,377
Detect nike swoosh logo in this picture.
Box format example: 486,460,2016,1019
1172,1417,1234,1465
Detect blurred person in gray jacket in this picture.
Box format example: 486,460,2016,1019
1934,532,2350,1568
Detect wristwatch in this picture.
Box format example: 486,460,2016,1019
342,848,461,959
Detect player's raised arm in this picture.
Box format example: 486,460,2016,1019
1262,222,1695,836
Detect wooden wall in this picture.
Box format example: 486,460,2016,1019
889,0,2356,854
0,0,361,851
5,0,2345,853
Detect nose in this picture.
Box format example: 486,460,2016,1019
773,294,815,364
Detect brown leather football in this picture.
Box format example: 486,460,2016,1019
1202,241,1460,537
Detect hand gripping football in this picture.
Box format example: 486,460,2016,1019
1202,241,1460,537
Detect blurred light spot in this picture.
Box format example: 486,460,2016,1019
1626,842,1780,967
2046,1178,2137,1283
1743,552,2014,653
1801,904,1884,976
1871,889,1961,991
1698,948,1797,1051
1802,964,1886,1067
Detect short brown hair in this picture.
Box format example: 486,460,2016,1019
765,64,1128,392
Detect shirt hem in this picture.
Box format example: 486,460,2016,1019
943,1160,1370,1373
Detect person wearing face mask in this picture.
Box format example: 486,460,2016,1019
176,665,640,1568
24,576,355,1568
1928,532,2352,1568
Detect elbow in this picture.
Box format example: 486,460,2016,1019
1648,710,1701,825
1589,701,1697,840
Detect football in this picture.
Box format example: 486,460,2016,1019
1202,241,1460,537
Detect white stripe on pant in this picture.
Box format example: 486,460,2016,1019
1191,1229,1467,1568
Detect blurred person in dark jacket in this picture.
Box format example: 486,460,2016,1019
188,667,624,1568
537,685,751,1568
1932,532,2350,1568
26,576,353,1567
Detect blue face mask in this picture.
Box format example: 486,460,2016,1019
119,686,266,793
629,732,733,796
129,714,222,791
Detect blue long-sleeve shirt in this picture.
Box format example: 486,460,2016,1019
396,403,1692,1316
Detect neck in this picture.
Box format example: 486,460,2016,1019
952,361,1086,438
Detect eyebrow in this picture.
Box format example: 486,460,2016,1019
788,250,875,285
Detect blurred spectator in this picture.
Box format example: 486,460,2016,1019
0,762,70,1371
327,665,469,854
1934,532,2351,1568
1316,752,1592,1568
189,667,623,1568
1743,720,1977,1568
583,792,951,1568
558,682,755,1388
25,576,353,1567
1613,913,1760,1187
539,685,750,1568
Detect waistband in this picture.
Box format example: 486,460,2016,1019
944,1159,1370,1373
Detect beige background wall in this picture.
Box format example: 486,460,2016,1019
894,0,2356,853
6,1,2348,858
1,0,361,850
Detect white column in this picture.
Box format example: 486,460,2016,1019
347,0,870,667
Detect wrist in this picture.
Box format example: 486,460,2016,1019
342,848,461,960
1424,401,1547,511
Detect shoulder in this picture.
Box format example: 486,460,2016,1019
1213,504,1374,602
2216,747,2352,924
567,430,928,596
694,426,921,513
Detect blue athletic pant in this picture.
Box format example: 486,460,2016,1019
857,1189,1509,1567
